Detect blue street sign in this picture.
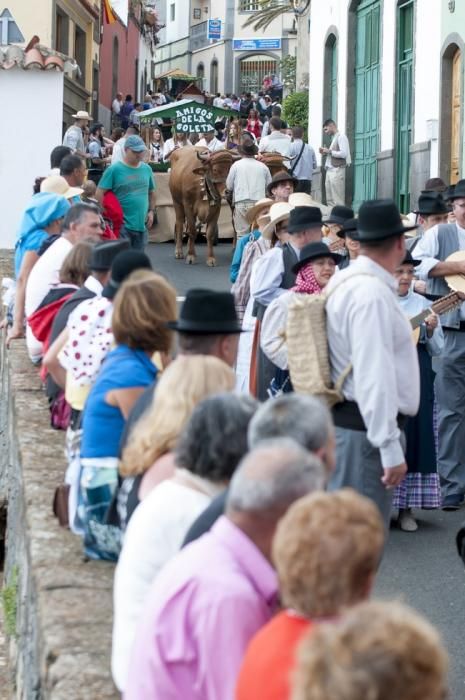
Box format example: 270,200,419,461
233,38,282,51
208,19,222,40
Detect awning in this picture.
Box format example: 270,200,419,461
156,68,199,81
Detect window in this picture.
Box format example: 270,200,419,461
0,8,25,44
197,62,205,90
239,0,260,11
74,24,86,86
170,3,175,21
112,37,119,100
210,59,218,94
55,9,69,55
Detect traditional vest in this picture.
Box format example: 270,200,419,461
254,244,298,321
427,223,462,328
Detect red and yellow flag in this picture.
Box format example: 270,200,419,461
103,0,117,24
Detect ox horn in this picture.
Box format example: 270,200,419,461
197,150,210,161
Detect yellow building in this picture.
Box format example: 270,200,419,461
3,0,101,129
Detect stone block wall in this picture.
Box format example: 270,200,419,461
0,251,118,700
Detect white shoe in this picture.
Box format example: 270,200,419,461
398,510,418,532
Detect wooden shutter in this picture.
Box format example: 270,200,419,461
353,0,381,209
451,49,462,184
395,0,414,213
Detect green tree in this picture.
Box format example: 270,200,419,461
282,92,309,133
241,0,310,31
280,55,297,92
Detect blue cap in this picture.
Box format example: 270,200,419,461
124,135,146,152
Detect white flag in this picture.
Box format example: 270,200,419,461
110,0,129,26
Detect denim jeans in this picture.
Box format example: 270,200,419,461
120,226,148,250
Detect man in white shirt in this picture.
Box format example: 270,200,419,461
258,117,292,158
197,129,225,153
25,204,104,361
62,110,91,159
414,179,465,510
213,93,224,108
112,93,123,127
226,141,272,239
326,199,420,529
289,126,317,194
111,126,138,164
319,119,351,207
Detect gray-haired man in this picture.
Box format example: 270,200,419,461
183,394,334,544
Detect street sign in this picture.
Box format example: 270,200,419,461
208,19,222,41
233,38,282,51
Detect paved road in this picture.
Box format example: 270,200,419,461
146,239,233,296
147,241,465,699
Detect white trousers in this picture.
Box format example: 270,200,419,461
326,168,346,207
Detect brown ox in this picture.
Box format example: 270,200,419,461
169,147,239,266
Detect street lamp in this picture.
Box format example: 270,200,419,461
291,0,311,15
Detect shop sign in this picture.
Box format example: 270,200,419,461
233,38,281,51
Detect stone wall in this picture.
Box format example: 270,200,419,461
0,251,118,700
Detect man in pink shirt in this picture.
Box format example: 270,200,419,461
124,438,325,700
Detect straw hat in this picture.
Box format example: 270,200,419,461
246,198,274,225
261,202,293,240
40,175,83,200
288,192,331,216
72,110,91,120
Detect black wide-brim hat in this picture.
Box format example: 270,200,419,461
102,250,153,299
90,239,130,271
292,241,342,274
288,206,322,233
325,205,355,226
337,217,358,238
351,199,418,242
401,250,421,267
167,289,243,334
238,141,258,157
414,190,449,216
447,179,465,200
266,171,298,197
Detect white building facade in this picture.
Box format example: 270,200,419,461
308,0,442,212
154,0,297,96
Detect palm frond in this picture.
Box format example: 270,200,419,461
242,1,295,31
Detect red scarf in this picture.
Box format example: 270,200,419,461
291,263,324,295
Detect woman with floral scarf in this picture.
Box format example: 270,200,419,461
260,241,341,392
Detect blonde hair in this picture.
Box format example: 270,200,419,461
120,355,235,476
112,271,177,354
273,489,384,618
292,600,448,700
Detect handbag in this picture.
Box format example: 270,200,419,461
50,391,72,431
53,485,70,528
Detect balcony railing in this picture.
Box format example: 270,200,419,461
189,20,211,52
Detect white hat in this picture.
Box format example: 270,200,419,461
261,202,294,240
288,192,331,216
72,110,91,120
40,175,83,200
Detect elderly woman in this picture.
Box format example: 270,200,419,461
112,392,258,693
236,489,384,700
7,192,70,345
78,271,177,561
292,600,448,700
393,250,444,531
260,240,341,393
118,355,238,531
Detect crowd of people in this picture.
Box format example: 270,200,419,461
3,88,465,698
